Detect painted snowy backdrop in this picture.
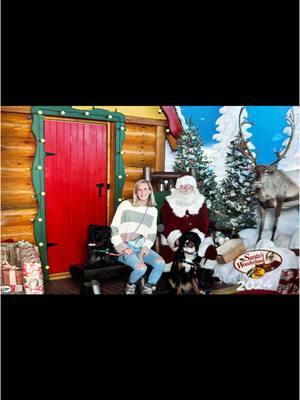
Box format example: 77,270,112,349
165,106,300,244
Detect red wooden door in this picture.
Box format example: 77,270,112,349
44,120,107,274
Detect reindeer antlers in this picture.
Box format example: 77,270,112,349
236,106,257,165
269,108,296,167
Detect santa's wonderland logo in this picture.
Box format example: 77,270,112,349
234,249,282,279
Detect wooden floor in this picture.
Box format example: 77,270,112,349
44,273,239,295
45,277,127,295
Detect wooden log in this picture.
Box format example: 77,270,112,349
1,190,37,209
125,116,168,126
123,142,156,152
1,106,32,114
1,168,33,183
122,185,134,199
1,208,37,227
122,149,156,167
166,132,178,151
1,155,34,169
124,167,144,181
107,121,116,225
150,171,182,180
1,113,33,138
155,126,165,171
124,123,156,143
123,138,156,151
1,135,36,149
1,145,36,159
1,177,34,191
1,224,35,243
216,239,246,264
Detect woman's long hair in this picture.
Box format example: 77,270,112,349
132,179,157,207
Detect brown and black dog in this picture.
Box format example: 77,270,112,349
168,232,217,294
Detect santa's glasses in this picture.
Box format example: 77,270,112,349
178,184,193,191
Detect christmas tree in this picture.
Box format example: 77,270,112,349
211,106,254,182
173,119,219,213
216,138,257,232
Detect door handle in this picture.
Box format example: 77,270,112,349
96,183,104,198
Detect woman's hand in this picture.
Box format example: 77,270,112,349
123,248,133,255
138,250,147,259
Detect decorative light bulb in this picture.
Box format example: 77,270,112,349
120,126,125,131
38,110,43,115
120,151,125,155
108,115,112,119
38,166,42,170
61,110,65,115
45,265,50,270
41,192,46,196
118,175,122,179
41,139,45,143
85,111,90,116
39,242,44,246
166,128,170,133
38,218,43,222
118,198,122,202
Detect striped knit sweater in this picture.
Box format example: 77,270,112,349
110,200,158,255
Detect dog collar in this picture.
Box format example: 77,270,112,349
179,259,196,267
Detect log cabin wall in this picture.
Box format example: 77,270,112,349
121,121,166,199
1,106,170,244
1,107,37,242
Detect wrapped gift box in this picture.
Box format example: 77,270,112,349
16,241,40,265
1,243,17,266
0,286,12,294
0,284,24,294
22,262,44,294
1,260,24,293
2,265,23,286
277,269,299,294
16,241,44,295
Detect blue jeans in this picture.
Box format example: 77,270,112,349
118,244,165,285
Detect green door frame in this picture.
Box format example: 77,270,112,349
31,106,125,281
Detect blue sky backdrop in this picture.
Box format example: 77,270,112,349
179,106,292,164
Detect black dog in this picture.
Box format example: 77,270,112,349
69,225,120,291
168,232,217,294
86,225,118,269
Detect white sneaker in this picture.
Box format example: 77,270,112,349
125,283,136,295
141,283,153,295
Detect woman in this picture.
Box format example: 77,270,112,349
110,179,166,294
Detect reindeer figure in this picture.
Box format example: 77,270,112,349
237,107,299,242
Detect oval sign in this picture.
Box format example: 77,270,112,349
233,249,282,279
1,286,12,294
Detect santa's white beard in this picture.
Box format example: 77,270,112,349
170,189,201,207
166,188,205,217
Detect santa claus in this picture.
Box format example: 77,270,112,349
160,175,217,271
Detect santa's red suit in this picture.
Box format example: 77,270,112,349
160,176,217,267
